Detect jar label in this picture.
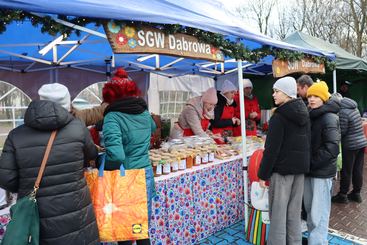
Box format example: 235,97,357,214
156,164,162,175
179,159,186,170
209,152,215,162
163,164,171,174
195,156,201,165
172,161,179,171
202,153,209,163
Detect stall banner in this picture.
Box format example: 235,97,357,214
149,159,244,244
272,58,325,78
104,21,224,62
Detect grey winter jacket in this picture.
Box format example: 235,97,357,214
0,100,99,245
339,97,367,150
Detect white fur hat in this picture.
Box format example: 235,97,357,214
38,83,71,111
243,79,253,88
221,80,237,93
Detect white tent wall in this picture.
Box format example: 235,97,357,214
147,73,215,115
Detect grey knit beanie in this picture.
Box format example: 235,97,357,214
273,76,297,99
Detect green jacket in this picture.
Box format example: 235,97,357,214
103,110,156,170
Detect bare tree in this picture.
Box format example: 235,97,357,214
342,0,367,57
236,0,276,35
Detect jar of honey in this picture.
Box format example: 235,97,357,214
186,151,194,169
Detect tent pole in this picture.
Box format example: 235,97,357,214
333,69,337,94
237,58,248,231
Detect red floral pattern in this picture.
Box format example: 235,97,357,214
149,159,245,244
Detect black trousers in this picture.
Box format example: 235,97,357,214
118,239,150,245
340,147,365,194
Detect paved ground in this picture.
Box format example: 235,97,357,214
330,154,367,242
198,220,361,245
199,154,367,245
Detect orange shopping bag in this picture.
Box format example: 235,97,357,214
85,155,149,242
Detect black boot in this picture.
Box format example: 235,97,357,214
331,193,348,204
347,192,362,203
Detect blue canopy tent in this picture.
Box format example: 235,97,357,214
0,0,335,238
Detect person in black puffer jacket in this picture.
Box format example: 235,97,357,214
332,97,367,203
258,77,311,245
0,83,99,245
304,81,341,245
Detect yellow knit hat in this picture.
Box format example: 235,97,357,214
306,81,331,102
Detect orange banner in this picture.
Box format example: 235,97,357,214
272,58,325,77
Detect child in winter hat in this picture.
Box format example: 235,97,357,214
306,81,330,102
273,76,297,99
202,87,218,104
38,83,71,111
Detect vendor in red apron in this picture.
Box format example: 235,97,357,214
233,78,261,136
210,80,240,141
170,87,218,138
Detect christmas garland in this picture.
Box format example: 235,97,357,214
0,10,336,70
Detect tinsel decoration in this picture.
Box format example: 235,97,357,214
0,10,336,71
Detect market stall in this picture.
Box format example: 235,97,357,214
147,136,264,244
0,1,335,245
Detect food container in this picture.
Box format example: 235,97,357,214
171,157,179,172
186,151,194,169
162,157,171,175
193,150,201,166
178,154,186,170
151,157,162,177
201,148,209,164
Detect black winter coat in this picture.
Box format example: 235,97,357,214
309,98,341,178
258,98,311,180
0,100,99,245
210,92,237,129
339,97,367,150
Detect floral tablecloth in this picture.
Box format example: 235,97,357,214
0,208,11,243
150,158,245,244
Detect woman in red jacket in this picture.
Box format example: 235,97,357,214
233,79,261,136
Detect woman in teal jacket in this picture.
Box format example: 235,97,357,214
102,75,156,245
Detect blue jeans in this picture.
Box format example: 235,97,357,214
144,167,155,223
303,177,333,245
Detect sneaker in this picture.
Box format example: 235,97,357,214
331,193,348,203
347,192,362,203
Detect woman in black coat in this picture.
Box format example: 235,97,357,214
0,83,99,245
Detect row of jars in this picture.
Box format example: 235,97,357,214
149,146,217,177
